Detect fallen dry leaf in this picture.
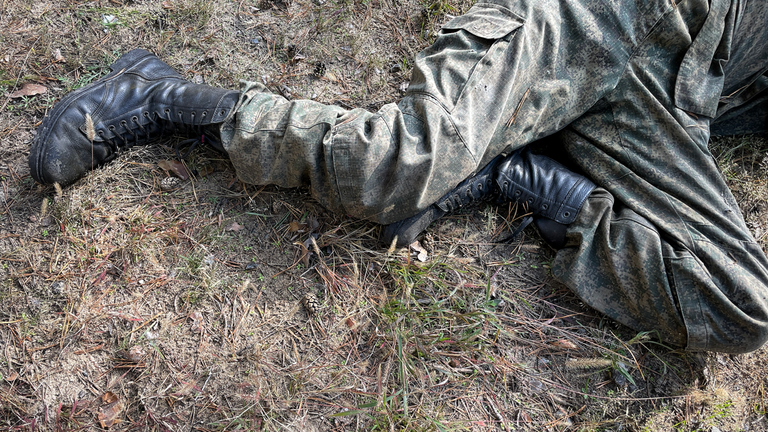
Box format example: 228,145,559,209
52,48,65,63
289,220,307,233
101,391,118,405
520,409,533,422
126,345,145,362
227,221,245,232
8,83,47,98
197,163,215,177
157,160,190,180
98,391,124,428
189,311,204,332
409,241,429,262
325,71,339,83
161,0,174,9
299,241,310,267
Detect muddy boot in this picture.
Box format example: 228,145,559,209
381,155,504,248
496,148,596,248
29,49,239,185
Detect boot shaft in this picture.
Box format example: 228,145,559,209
496,148,595,225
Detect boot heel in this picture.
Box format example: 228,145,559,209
110,49,154,72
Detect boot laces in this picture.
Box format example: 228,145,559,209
99,110,220,159
441,177,493,212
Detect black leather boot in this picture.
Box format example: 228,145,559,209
29,49,240,185
381,155,504,248
496,148,595,248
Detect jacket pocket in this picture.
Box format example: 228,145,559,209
410,2,524,112
673,0,732,118
440,2,525,40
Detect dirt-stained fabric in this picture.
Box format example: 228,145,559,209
220,0,768,352
553,0,768,353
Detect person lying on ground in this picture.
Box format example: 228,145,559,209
29,0,768,353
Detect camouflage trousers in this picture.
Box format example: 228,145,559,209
220,0,768,352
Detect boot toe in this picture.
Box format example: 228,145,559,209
381,206,446,248
30,92,109,185
30,124,102,185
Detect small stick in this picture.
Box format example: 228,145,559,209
484,394,509,431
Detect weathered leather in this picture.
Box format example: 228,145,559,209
29,49,239,185
496,148,595,226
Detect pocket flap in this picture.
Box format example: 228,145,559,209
674,0,732,117
441,2,525,40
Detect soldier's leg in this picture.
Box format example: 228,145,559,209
220,0,670,224
711,0,768,138
710,81,768,136
31,0,671,227
554,0,768,353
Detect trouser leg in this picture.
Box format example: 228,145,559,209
710,79,768,136
219,0,768,351
711,0,768,137
553,0,768,353
220,0,669,224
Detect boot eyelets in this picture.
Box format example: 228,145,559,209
98,130,104,136
120,120,127,127
542,204,548,210
220,109,226,116
109,125,115,131
164,109,170,114
202,111,207,118
514,190,521,196
143,112,150,118
131,116,139,122
526,198,533,204
563,211,570,217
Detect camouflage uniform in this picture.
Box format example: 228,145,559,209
221,0,768,352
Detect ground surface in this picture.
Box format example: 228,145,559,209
1,0,768,431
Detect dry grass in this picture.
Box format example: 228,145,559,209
1,0,768,431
